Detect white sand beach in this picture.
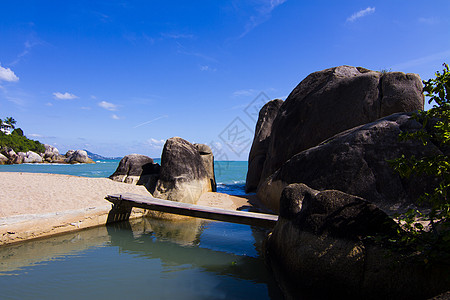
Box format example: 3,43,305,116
0,172,253,246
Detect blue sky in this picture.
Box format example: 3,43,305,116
1,1,449,159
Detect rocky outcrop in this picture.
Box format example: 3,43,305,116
153,137,213,204
0,145,95,164
109,154,160,192
65,150,94,164
194,143,217,192
265,183,450,300
257,113,441,214
258,66,424,186
0,153,7,164
245,99,283,193
19,151,43,163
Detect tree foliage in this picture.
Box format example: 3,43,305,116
390,63,450,263
4,117,17,129
0,116,45,153
0,131,46,153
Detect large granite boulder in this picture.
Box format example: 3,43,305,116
194,143,217,192
153,137,213,204
0,153,7,165
109,154,160,192
65,150,75,157
259,66,424,185
245,99,283,193
265,183,450,299
43,144,66,163
0,147,19,164
257,113,440,214
20,151,43,163
65,150,94,164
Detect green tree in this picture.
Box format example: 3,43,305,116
4,117,17,129
390,63,450,263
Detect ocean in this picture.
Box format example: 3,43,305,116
0,161,283,299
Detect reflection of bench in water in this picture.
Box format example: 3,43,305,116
105,193,278,228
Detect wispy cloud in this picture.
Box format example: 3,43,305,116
238,0,287,38
146,138,166,149
347,7,375,22
98,101,118,111
0,64,19,82
232,89,257,97
176,42,218,62
418,17,439,25
111,114,120,120
9,32,48,65
200,65,217,72
133,115,168,129
161,33,195,39
391,49,450,71
53,92,78,100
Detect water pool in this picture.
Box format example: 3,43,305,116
0,217,283,299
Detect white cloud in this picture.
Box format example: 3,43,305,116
239,0,287,38
111,114,120,120
391,49,450,70
419,17,439,25
232,89,256,97
98,101,118,111
0,64,19,82
46,102,53,106
146,138,166,150
133,115,168,128
200,65,217,72
28,133,43,138
53,92,78,100
347,7,375,22
161,33,195,39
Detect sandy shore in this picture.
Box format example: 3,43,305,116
0,172,255,246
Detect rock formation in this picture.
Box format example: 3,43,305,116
0,145,95,164
195,143,217,192
64,150,94,164
109,154,160,192
245,99,283,193
257,113,441,214
265,183,450,299
0,153,7,165
43,144,64,162
257,66,424,186
153,137,214,204
19,151,43,163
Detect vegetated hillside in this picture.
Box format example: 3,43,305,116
0,129,45,153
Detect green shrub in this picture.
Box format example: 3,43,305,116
0,132,46,153
390,63,450,264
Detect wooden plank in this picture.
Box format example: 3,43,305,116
105,193,278,228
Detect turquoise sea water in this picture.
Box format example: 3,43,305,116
0,161,283,299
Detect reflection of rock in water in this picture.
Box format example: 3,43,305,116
128,216,205,246
106,218,282,291
0,226,110,274
250,225,272,258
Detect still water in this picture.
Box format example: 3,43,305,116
0,161,283,299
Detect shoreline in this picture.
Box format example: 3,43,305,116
0,172,257,246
